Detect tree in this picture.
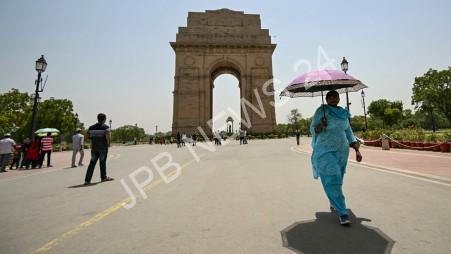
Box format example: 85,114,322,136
0,89,32,139
276,123,289,138
0,89,81,142
414,108,450,130
368,99,403,128
350,115,366,131
412,67,451,124
111,125,146,143
37,98,80,142
400,109,418,128
288,109,302,130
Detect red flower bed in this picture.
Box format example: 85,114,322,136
440,143,450,153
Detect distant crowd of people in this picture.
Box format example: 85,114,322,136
0,132,55,172
239,129,248,145
1,122,251,175
176,132,197,148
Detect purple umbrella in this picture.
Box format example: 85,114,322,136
280,69,368,122
280,69,367,98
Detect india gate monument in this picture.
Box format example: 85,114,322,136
171,9,277,135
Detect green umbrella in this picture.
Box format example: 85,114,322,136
34,128,60,137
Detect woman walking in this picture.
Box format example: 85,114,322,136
26,136,41,169
310,90,362,225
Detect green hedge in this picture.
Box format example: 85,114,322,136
361,129,450,142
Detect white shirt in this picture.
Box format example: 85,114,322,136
72,133,84,150
0,138,16,154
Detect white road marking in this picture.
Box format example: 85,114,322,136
290,146,451,188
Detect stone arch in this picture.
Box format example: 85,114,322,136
209,62,242,132
171,9,277,135
209,59,242,87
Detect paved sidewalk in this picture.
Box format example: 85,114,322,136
0,150,86,180
296,138,451,181
0,144,159,181
0,147,125,181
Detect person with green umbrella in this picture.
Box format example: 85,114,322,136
39,132,54,168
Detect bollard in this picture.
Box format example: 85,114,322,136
381,135,390,150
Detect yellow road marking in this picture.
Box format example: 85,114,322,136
33,154,204,253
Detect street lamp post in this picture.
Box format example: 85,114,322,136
431,109,436,133
30,55,47,138
361,90,368,131
75,113,79,131
340,57,350,112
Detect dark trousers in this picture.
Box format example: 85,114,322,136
85,150,108,183
11,156,21,169
20,152,28,168
39,150,52,167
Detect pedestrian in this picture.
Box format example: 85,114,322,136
19,138,30,168
176,132,181,148
39,132,53,168
181,133,186,147
0,133,16,172
296,129,301,146
71,128,84,168
243,130,248,144
192,133,197,146
27,136,41,169
310,90,362,225
10,144,22,169
214,131,220,146
84,113,114,185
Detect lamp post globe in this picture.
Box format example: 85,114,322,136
340,56,351,114
35,55,47,73
75,113,79,130
340,57,348,74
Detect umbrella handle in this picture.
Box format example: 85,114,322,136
321,88,327,131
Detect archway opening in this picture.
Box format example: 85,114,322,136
212,74,241,135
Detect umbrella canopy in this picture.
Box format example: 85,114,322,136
280,69,367,98
34,128,60,137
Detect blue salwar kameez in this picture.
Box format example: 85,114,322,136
310,105,356,216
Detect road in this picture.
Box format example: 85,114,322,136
1,138,450,254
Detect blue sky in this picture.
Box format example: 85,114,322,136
1,0,450,133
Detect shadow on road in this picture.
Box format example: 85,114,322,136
281,210,394,254
68,182,99,188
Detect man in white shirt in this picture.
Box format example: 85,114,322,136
71,129,84,168
0,133,16,172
